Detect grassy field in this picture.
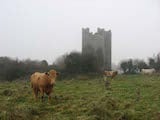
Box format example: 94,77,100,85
0,75,160,120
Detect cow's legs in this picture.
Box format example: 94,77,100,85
46,91,52,103
39,88,44,102
48,93,51,103
33,88,38,100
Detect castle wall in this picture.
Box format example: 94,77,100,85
82,28,112,70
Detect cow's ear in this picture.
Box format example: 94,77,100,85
45,72,49,76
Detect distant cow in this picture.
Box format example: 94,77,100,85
141,68,155,75
30,69,59,102
104,70,118,79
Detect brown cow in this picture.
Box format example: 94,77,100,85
104,70,118,79
30,69,59,102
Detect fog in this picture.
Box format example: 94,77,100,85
0,0,159,64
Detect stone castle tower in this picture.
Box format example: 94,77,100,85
82,28,111,70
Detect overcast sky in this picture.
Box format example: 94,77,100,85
0,0,159,64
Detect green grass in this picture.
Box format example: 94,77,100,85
0,75,160,120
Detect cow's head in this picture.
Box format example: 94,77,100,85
47,69,59,85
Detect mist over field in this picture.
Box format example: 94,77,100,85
0,1,160,120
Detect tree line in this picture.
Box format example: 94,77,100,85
54,51,103,74
0,57,50,81
55,52,160,75
0,51,101,81
120,53,160,74
0,52,160,81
